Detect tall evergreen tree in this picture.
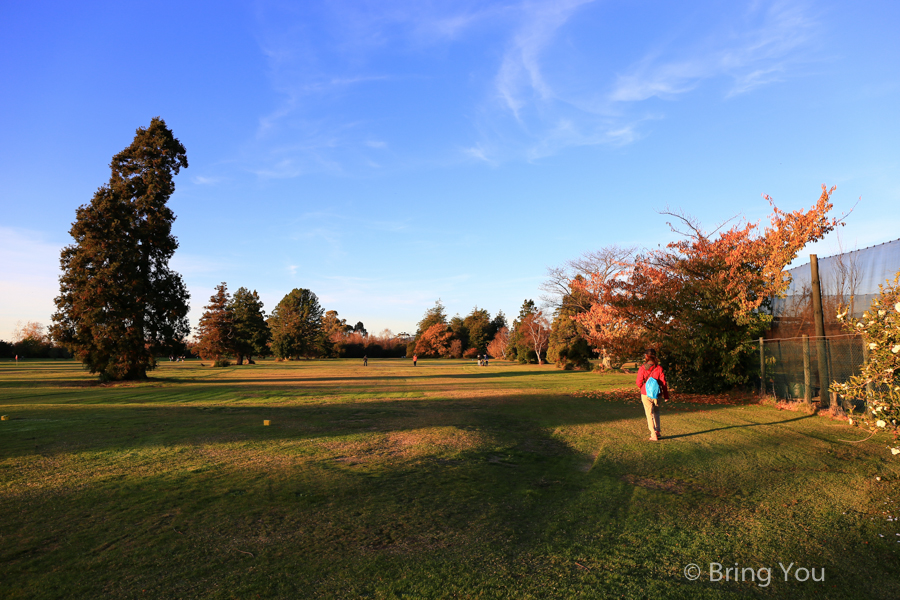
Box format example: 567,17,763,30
416,300,447,336
449,314,468,348
506,299,537,362
463,307,493,354
230,287,269,364
50,117,190,381
547,276,593,369
268,288,324,359
195,283,233,364
319,310,351,357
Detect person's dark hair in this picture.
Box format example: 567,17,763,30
644,349,658,366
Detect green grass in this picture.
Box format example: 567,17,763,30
1,358,899,599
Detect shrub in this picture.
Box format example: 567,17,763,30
831,271,900,455
213,359,231,368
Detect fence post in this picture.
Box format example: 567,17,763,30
810,254,830,406
803,334,812,404
759,337,765,396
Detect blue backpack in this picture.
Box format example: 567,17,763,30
645,374,661,400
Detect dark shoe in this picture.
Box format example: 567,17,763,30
649,431,659,441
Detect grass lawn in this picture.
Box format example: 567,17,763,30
1,358,899,599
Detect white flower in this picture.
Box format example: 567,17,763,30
848,417,854,424
869,343,878,350
892,345,900,354
879,310,886,316
892,448,900,455
857,322,864,328
895,302,900,312
877,419,887,428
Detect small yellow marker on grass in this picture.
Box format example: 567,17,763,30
263,420,270,426
1,415,8,421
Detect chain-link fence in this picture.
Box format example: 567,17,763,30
759,238,900,405
758,334,865,406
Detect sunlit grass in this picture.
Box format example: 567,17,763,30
1,358,899,599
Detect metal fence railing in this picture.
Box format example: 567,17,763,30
758,335,865,405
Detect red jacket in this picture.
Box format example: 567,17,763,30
637,362,669,400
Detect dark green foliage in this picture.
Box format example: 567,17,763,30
416,300,447,336
660,299,768,394
268,288,324,359
449,315,468,348
0,338,72,359
229,287,269,363
506,299,537,362
547,279,593,370
463,307,494,354
491,310,507,333
50,117,190,381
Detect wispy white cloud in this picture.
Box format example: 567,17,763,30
609,1,817,103
191,175,222,185
495,0,596,119
245,0,821,171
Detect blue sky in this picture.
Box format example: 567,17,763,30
2,0,899,340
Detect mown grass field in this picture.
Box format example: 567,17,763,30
1,358,899,599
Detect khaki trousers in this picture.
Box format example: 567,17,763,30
641,394,660,433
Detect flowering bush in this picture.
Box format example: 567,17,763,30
831,272,900,455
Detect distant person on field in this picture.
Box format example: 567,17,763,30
413,353,418,367
636,349,669,441
363,355,368,366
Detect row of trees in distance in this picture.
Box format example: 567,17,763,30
0,322,72,359
193,283,405,365
44,117,847,393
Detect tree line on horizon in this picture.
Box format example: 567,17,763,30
43,117,847,391
190,282,406,366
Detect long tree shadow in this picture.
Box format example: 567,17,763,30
662,413,815,439
0,368,586,389
1,392,737,460
2,394,892,599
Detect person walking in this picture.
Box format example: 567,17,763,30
413,353,418,367
636,349,668,441
363,355,368,366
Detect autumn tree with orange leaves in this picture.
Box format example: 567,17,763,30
573,186,841,392
415,323,454,358
520,311,551,365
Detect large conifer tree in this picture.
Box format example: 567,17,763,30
195,283,233,364
50,118,190,380
268,288,324,359
230,287,270,363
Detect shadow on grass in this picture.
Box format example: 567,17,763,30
0,368,591,389
663,413,815,439
2,396,895,600
2,392,741,461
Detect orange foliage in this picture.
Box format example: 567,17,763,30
486,327,509,359
520,311,550,365
415,323,453,358
573,186,840,385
